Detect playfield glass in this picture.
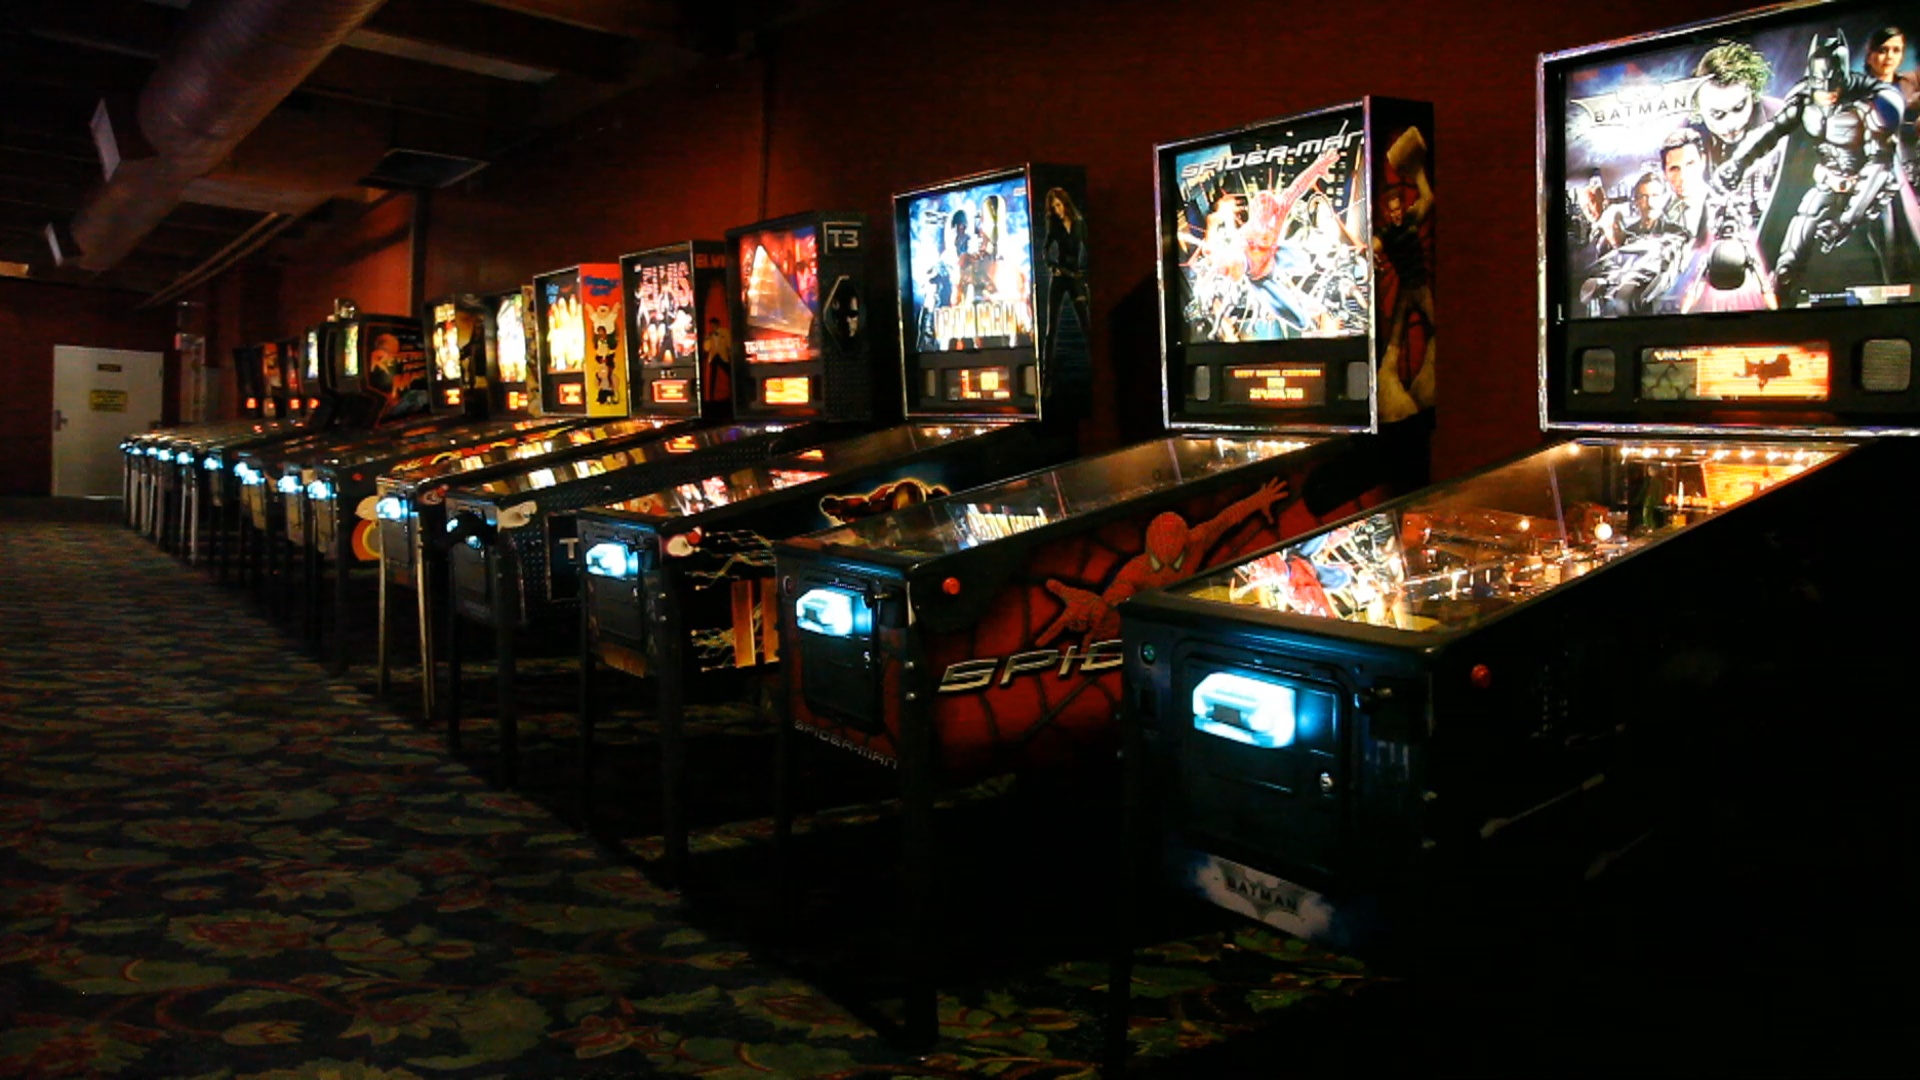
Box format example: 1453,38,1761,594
1175,438,1843,633
603,424,996,518
805,435,1325,556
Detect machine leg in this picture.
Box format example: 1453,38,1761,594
489,548,518,788
1104,700,1146,1074
329,515,351,676
899,710,938,1052
376,551,392,698
770,666,796,936
659,653,687,886
444,599,464,749
418,530,440,726
577,597,597,826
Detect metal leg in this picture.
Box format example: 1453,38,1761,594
376,543,392,698
329,512,351,676
577,595,597,826
899,703,938,1051
489,547,518,788
771,665,796,937
417,526,439,725
647,575,689,886
444,591,464,750
1105,693,1146,1075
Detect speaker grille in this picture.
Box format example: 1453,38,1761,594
1860,339,1911,393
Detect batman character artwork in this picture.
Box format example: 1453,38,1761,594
1563,10,1920,318
1714,27,1916,304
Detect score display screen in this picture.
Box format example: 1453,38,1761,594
1168,108,1371,344
1557,3,1920,317
763,376,812,405
1639,343,1830,401
739,226,819,364
905,175,1035,353
652,379,691,404
944,366,1014,402
1222,363,1328,407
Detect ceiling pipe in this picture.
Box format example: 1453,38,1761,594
61,0,390,273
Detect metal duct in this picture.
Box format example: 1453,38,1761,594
63,0,390,272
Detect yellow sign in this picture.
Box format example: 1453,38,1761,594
89,390,128,412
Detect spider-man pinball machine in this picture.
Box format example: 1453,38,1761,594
1108,3,1920,1058
434,234,871,781
770,100,1436,1048
572,168,1092,859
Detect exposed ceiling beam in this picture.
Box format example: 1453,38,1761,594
15,0,181,61
467,0,683,42
360,0,631,83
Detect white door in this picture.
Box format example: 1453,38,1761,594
53,345,166,498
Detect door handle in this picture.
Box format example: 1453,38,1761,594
52,408,68,431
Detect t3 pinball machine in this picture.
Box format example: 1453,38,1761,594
573,166,1093,869
1107,0,1920,1056
771,101,1435,1048
434,226,872,781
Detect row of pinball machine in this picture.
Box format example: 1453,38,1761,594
119,1,1918,1060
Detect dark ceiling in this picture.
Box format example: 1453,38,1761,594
0,0,810,302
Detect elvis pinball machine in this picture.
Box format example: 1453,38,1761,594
1107,1,1920,1054
232,307,440,611
770,102,1436,1047
434,227,874,781
297,288,566,675
573,169,1093,863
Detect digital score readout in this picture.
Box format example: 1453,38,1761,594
651,379,691,404
1639,344,1830,402
763,376,812,405
944,366,1014,402
1222,364,1327,407
556,383,586,407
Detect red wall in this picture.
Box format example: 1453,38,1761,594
275,0,1759,479
0,278,178,496
277,193,418,329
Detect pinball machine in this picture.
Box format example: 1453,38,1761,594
196,329,329,583
572,168,1096,856
128,340,278,547
180,335,316,568
433,230,872,779
298,286,570,674
1108,1,1920,1052
770,102,1436,1047
373,252,772,720
232,306,462,612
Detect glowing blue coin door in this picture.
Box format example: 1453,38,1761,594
794,587,871,639
583,541,638,580
1192,671,1298,749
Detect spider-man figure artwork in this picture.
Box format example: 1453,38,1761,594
1037,478,1290,646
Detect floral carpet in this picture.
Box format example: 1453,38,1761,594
0,514,1384,1079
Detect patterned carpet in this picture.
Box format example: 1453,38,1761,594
0,510,1390,1079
